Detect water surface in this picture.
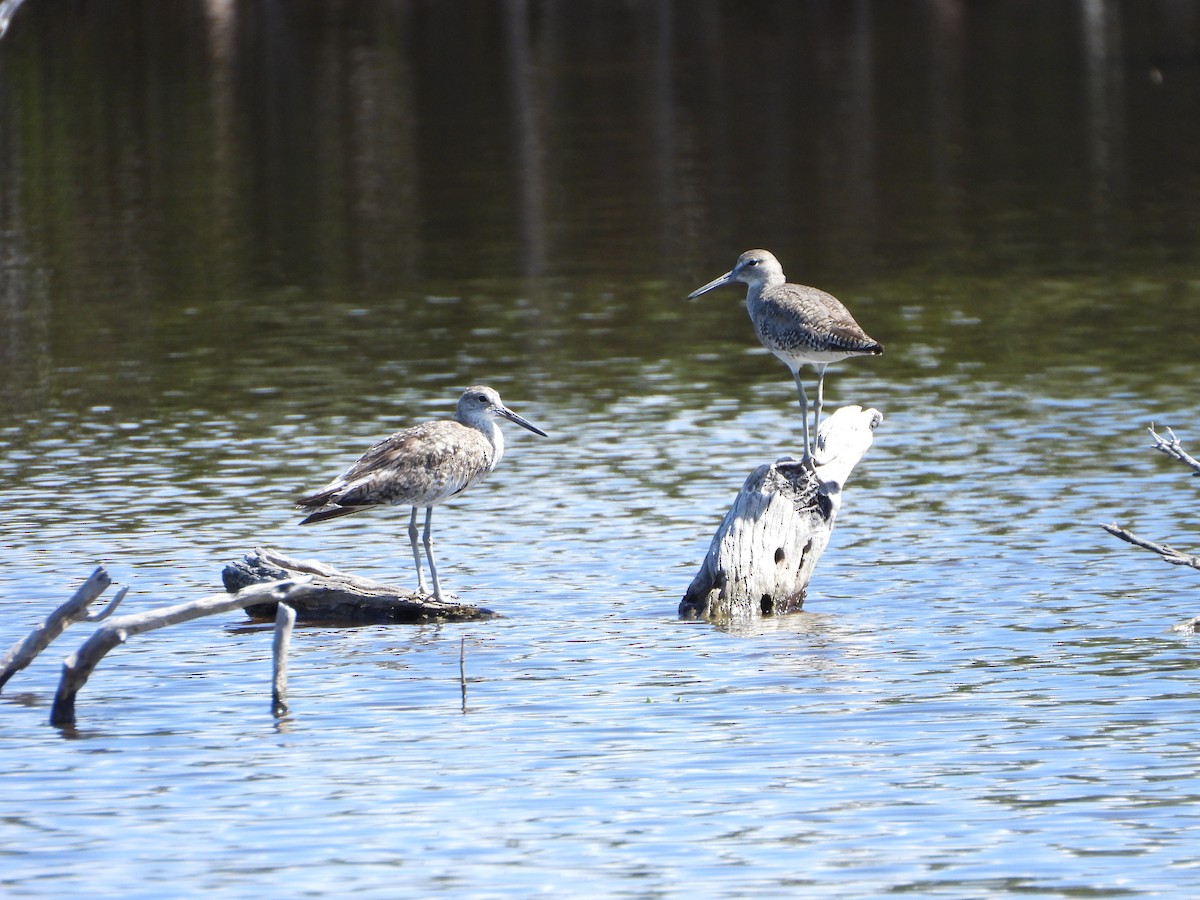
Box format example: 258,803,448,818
3,2,1200,897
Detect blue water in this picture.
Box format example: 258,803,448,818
4,366,1200,897
5,1,1200,895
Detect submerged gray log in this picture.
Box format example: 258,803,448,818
223,547,498,624
1102,425,1200,575
272,602,297,717
1102,425,1200,632
51,578,312,727
680,406,882,620
1148,425,1200,475
1101,522,1200,571
0,567,127,692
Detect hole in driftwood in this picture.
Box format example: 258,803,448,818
774,547,786,565
760,595,774,615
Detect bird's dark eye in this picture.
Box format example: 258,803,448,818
747,259,760,267
475,393,488,403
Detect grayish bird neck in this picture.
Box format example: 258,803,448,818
744,277,780,313
484,419,504,470
456,412,504,471
740,259,786,311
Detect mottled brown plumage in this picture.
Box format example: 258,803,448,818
298,385,546,600
688,249,882,462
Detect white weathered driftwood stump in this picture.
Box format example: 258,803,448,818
223,547,498,624
680,405,882,621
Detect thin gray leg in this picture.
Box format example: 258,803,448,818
422,506,444,601
408,507,429,594
792,370,812,461
813,363,829,445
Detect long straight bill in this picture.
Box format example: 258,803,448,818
686,270,734,299
498,406,547,437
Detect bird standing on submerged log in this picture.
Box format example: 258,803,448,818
298,385,547,602
688,249,883,464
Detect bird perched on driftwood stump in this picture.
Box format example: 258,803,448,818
688,249,882,463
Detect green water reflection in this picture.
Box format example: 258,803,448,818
1,0,1197,419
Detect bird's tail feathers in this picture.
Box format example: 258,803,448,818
298,503,363,525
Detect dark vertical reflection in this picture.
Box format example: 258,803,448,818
673,0,729,273
831,0,877,277
647,0,681,264
341,4,420,293
1080,0,1125,250
503,0,547,279
926,0,966,265
0,77,48,413
204,0,239,296
0,0,1197,415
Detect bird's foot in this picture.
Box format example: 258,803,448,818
775,453,818,475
